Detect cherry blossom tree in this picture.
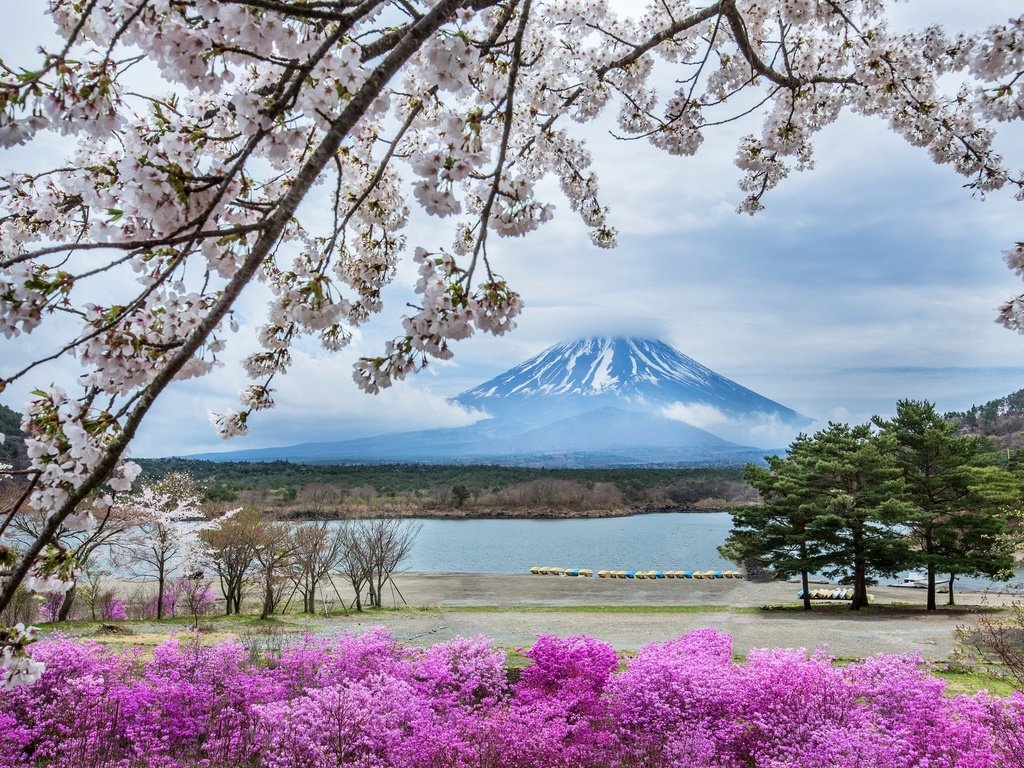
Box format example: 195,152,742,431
2,0,1024,679
113,472,236,619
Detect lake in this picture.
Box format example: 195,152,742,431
398,511,736,573
390,511,1021,591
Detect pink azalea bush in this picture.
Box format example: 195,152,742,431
104,598,128,622
2,628,1024,768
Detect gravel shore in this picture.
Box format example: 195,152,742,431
297,572,1014,660
83,572,1016,661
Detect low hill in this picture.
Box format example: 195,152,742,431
945,389,1024,448
0,403,26,468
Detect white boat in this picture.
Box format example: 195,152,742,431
893,572,950,592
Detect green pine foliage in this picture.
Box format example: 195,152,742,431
0,403,25,467
724,408,1018,612
875,400,1015,610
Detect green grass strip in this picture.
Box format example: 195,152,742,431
438,604,756,614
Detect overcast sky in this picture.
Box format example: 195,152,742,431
3,1,1024,457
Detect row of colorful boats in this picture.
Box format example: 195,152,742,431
598,570,744,580
528,567,593,577
527,567,744,579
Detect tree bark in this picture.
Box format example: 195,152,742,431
156,566,166,620
947,573,956,606
851,558,868,610
924,528,937,611
926,563,937,611
58,583,76,622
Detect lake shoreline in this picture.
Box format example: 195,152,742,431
277,504,731,521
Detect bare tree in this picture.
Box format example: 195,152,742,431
298,484,345,519
339,518,419,609
289,522,347,614
338,522,373,612
176,573,216,629
246,521,296,620
964,591,1024,692
200,508,260,615
11,498,139,621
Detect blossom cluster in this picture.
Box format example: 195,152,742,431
1,627,1023,767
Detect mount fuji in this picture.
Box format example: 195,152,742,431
454,337,805,440
186,337,810,466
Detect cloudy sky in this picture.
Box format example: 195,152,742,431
3,1,1024,457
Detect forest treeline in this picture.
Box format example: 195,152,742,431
133,459,757,517
946,387,1024,446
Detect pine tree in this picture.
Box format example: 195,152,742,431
875,400,1014,609
723,436,830,611
800,424,914,610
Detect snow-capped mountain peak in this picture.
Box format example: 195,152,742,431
457,337,719,399
458,337,762,402
453,336,809,448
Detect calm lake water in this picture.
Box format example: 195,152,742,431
401,511,740,573
392,511,1022,591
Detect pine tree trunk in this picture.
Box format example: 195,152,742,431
947,573,956,606
926,563,937,611
801,570,812,611
851,558,868,610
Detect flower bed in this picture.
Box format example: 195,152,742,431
2,628,1022,767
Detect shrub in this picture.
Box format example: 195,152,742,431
2,628,1024,768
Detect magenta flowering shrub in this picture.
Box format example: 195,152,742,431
411,634,509,710
610,627,744,767
38,593,64,623
140,590,177,620
3,628,1024,768
104,598,128,621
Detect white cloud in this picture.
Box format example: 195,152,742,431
660,402,732,429
659,402,805,449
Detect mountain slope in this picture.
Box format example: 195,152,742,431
454,337,808,446
185,336,805,466
455,337,804,420
945,388,1024,438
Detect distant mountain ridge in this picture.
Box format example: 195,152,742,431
186,336,810,467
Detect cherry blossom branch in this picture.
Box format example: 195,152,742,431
0,0,491,618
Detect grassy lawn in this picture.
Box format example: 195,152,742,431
440,604,754,614
933,668,1017,696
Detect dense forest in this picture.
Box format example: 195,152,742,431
135,458,757,518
